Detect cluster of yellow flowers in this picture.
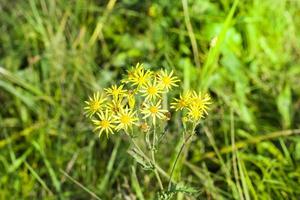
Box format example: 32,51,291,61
84,63,211,137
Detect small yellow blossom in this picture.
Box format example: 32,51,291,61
127,63,152,88
170,91,192,111
106,98,124,114
84,92,106,117
92,110,116,137
105,84,126,100
141,101,167,125
189,91,211,115
115,107,138,131
171,90,211,122
140,80,163,101
187,107,204,121
122,63,143,83
126,92,136,109
158,70,179,91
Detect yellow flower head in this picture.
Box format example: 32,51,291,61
84,92,106,117
127,63,153,88
115,107,138,132
189,91,211,115
126,92,136,109
139,80,163,101
141,100,167,125
171,91,192,111
186,107,204,122
106,98,125,114
92,110,116,137
105,84,126,100
172,90,212,122
158,70,179,91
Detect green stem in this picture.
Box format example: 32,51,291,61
129,135,164,190
151,125,164,190
167,124,196,190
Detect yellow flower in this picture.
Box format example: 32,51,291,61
92,110,116,137
127,63,152,88
126,92,136,109
141,101,167,125
158,70,179,91
122,63,142,83
115,107,138,131
105,84,126,99
84,92,106,117
171,91,192,111
139,80,163,101
189,91,211,115
185,91,212,122
171,90,212,122
106,98,124,114
186,107,204,122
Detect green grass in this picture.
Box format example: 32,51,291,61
1,0,300,199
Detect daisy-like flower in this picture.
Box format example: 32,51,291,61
123,63,143,83
170,91,192,111
141,101,167,125
157,70,179,91
127,63,153,88
92,110,116,137
189,91,211,115
115,107,138,132
187,107,204,122
106,98,124,114
105,84,127,100
140,80,163,101
125,92,136,109
84,92,106,117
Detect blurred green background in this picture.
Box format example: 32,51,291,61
1,0,300,199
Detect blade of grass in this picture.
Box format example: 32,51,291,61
0,67,54,105
238,156,258,200
25,161,54,195
60,169,102,200
199,0,239,91
131,165,145,200
8,148,32,174
182,0,200,68
32,141,61,194
231,110,244,200
236,152,250,200
99,138,120,193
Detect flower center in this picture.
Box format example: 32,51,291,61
138,76,146,84
112,89,119,96
149,106,158,114
100,120,110,128
162,77,171,85
91,101,101,111
179,99,187,108
120,115,131,124
147,86,157,95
